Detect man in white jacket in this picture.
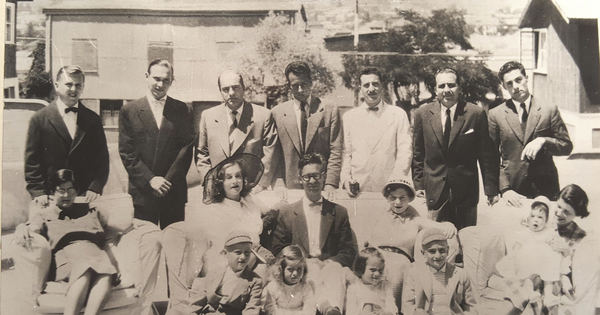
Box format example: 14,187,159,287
341,67,412,195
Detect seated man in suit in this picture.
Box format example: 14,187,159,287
271,153,358,315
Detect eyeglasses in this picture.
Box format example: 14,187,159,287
437,83,457,89
300,172,324,182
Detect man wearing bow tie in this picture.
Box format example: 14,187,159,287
25,65,109,206
271,153,357,315
412,68,499,230
119,59,195,228
341,67,412,195
489,61,572,206
196,69,278,191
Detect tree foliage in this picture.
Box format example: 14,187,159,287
231,13,336,105
21,42,53,101
341,9,501,105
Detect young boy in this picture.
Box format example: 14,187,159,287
402,228,477,315
188,231,263,315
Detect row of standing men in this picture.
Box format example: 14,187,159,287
24,59,572,231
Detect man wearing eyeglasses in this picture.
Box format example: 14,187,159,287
412,68,499,230
270,153,357,315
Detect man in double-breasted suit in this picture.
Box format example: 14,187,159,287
271,61,342,190
412,68,499,230
119,59,194,229
196,70,278,190
489,61,573,205
25,65,109,206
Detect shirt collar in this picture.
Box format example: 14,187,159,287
440,103,457,114
146,93,167,105
303,195,323,209
510,94,532,111
56,98,78,115
225,102,244,114
427,262,447,274
362,100,383,111
294,95,312,110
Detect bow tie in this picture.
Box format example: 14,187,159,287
308,201,322,207
367,106,379,111
64,107,79,114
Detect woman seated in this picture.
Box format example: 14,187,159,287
364,177,457,309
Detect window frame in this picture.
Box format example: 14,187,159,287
72,38,99,73
533,28,548,74
5,2,16,44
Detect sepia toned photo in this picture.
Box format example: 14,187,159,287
2,0,600,314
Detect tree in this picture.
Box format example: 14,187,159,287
230,13,336,107
21,42,53,101
340,9,500,105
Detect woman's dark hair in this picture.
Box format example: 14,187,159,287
212,161,249,202
271,245,307,285
559,184,590,218
52,169,75,189
352,247,384,278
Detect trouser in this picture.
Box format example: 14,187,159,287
135,200,185,230
429,187,477,231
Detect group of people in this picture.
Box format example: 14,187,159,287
14,57,595,315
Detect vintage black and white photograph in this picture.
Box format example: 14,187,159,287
2,0,600,314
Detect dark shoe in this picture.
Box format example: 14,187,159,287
325,306,342,315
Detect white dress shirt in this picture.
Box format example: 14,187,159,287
515,95,532,124
302,195,323,257
146,94,166,128
440,103,457,134
55,98,78,139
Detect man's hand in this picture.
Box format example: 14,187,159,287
323,184,337,200
521,137,546,161
415,190,426,198
84,190,100,203
150,176,172,197
439,222,457,239
33,195,50,207
487,194,500,206
502,189,526,208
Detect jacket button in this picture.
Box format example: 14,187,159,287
429,199,434,203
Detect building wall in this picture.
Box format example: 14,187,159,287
48,13,293,103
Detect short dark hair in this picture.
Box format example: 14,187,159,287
359,67,383,83
498,61,526,82
285,61,312,84
212,161,250,202
298,153,324,174
52,169,75,189
218,71,245,91
434,67,460,85
147,59,174,79
531,203,550,222
56,65,85,82
559,184,590,218
352,247,384,278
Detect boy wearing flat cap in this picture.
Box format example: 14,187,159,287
402,228,477,315
187,231,263,315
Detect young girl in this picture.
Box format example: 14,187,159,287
263,245,316,315
346,247,397,315
15,169,116,315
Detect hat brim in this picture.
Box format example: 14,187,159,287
382,181,416,200
202,153,264,204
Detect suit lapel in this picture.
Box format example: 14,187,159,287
319,200,335,250
69,102,88,154
427,103,445,152
154,97,176,164
46,102,72,145
504,100,524,144
448,102,466,149
215,104,231,156
230,102,254,155
415,263,433,307
445,264,461,300
292,201,310,252
524,98,542,143
305,97,323,151
281,103,303,155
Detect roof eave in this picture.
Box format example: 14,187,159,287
42,7,297,17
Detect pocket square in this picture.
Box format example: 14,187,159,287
463,128,474,135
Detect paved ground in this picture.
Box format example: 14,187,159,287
2,155,599,314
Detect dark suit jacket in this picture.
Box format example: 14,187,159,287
24,101,109,197
488,98,572,199
271,97,343,189
118,96,194,207
270,198,357,268
412,100,499,210
196,102,278,188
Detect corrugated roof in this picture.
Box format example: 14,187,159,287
519,0,600,27
44,0,299,14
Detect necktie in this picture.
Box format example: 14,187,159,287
520,103,528,125
443,108,451,149
300,102,308,152
65,107,79,114
230,110,238,129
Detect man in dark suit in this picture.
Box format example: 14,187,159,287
271,61,342,190
196,70,278,190
25,65,109,206
489,61,573,205
119,59,194,229
270,153,356,315
412,68,499,230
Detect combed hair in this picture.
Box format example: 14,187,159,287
359,67,383,83
56,65,85,82
52,169,75,189
270,245,308,285
434,67,460,85
285,61,312,83
297,153,325,175
352,247,384,278
147,59,174,78
559,184,590,218
498,61,526,82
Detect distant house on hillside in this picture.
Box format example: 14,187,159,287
43,1,298,128
519,0,600,154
